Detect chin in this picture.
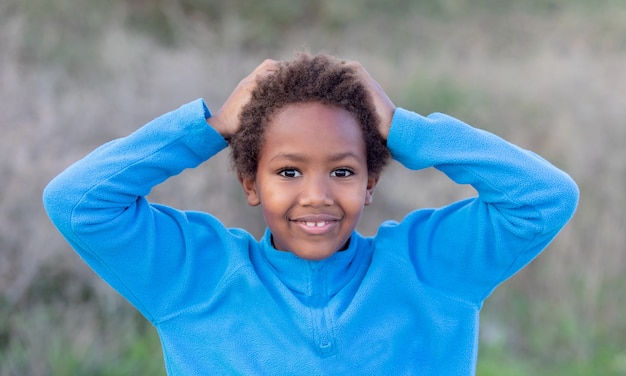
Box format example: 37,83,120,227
287,237,352,261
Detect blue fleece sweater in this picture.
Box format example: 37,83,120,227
43,99,578,375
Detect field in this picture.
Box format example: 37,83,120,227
1,0,625,374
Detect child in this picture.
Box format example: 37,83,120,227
43,53,579,375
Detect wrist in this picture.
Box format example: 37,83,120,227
377,106,395,141
206,114,233,139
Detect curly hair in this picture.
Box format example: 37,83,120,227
228,52,391,178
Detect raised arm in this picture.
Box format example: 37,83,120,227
42,99,230,319
354,62,579,302
42,60,279,320
392,109,578,301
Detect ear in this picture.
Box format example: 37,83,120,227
364,175,380,206
238,174,261,206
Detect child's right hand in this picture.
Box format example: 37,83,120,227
208,59,279,138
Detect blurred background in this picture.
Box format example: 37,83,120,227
1,0,624,374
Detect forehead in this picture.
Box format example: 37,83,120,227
264,102,364,148
260,102,366,163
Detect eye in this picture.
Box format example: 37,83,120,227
331,168,354,178
278,168,302,178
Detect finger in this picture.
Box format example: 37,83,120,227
252,59,279,77
253,59,280,82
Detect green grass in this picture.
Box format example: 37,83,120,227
399,74,488,119
0,298,166,376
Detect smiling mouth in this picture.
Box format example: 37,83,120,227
303,221,331,227
291,217,340,235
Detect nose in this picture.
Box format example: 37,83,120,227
298,175,333,207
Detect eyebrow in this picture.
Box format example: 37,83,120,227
270,152,361,163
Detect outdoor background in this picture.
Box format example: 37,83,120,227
1,0,624,374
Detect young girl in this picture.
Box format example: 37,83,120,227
43,53,578,375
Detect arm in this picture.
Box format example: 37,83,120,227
42,99,231,320
354,63,579,302
388,109,578,302
42,60,279,320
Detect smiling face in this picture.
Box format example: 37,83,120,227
240,102,378,260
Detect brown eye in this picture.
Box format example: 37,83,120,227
278,168,301,178
331,168,354,178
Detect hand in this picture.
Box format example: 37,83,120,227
347,61,395,140
208,59,279,138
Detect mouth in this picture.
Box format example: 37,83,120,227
302,220,333,228
290,215,341,235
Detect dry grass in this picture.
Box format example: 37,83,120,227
1,0,625,374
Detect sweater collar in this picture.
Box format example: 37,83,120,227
260,228,362,300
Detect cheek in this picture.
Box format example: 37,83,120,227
337,184,369,210
259,186,292,216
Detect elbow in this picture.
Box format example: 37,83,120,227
42,175,74,231
560,172,579,222
544,171,580,232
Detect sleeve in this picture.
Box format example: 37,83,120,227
383,108,579,303
42,99,239,321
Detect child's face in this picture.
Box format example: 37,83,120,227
240,102,378,260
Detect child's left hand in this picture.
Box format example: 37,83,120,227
347,61,396,141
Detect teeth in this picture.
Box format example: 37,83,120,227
305,221,326,227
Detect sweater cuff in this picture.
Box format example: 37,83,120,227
179,98,228,160
387,107,431,170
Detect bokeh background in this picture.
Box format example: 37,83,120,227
1,0,625,374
